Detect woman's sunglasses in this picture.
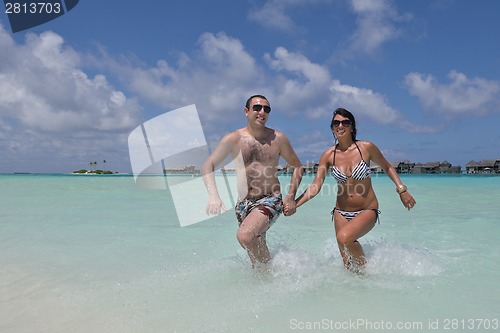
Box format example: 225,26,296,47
332,119,352,127
251,104,271,113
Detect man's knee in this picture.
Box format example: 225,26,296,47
237,228,258,246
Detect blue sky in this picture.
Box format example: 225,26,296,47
1,0,499,173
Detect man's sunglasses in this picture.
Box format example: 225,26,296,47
251,104,271,113
332,119,352,127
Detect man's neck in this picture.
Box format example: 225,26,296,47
246,124,267,139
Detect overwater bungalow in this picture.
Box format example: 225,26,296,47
465,159,500,174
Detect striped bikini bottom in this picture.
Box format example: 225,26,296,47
331,207,381,224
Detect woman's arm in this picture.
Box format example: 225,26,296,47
366,141,416,210
295,149,331,208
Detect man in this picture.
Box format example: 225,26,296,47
202,95,303,268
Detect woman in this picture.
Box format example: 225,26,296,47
292,108,416,270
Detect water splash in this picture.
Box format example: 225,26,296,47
364,239,443,277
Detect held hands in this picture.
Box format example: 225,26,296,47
283,196,297,216
206,196,227,215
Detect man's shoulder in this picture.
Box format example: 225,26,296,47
272,129,290,144
221,128,246,142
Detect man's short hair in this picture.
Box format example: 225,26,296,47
245,95,268,109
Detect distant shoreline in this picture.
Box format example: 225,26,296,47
2,172,132,176
3,171,499,177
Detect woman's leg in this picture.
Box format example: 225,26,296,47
334,209,377,269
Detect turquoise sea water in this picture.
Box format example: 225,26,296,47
1,174,499,333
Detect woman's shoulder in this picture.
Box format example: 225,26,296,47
322,145,335,155
319,146,335,163
356,140,377,149
356,140,383,158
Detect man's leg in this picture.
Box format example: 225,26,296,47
237,209,271,267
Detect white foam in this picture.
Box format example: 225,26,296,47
364,239,444,277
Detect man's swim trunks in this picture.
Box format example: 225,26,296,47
235,193,283,226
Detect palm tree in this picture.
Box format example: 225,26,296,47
103,160,107,170
88,161,98,172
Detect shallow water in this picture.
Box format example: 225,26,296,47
1,174,499,332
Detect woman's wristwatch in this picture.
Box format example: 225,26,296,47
396,184,407,194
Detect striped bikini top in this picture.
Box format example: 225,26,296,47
331,141,371,184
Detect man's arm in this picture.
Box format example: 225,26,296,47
201,133,237,215
278,133,303,216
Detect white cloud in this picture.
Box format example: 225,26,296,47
263,47,401,124
404,70,500,115
248,0,412,59
348,0,411,55
98,32,266,125
90,31,414,137
329,80,399,123
198,32,257,78
90,32,420,166
0,29,273,172
0,27,141,134
0,24,141,172
248,1,294,32
264,47,332,111
265,44,399,123
247,0,329,32
0,21,428,172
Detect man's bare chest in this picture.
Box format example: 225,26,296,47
239,138,277,165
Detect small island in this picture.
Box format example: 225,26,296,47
72,169,116,174
72,160,119,174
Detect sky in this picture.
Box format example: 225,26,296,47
1,0,499,173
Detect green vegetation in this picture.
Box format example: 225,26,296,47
72,160,117,174
72,169,115,174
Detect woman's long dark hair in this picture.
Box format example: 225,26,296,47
331,107,357,142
